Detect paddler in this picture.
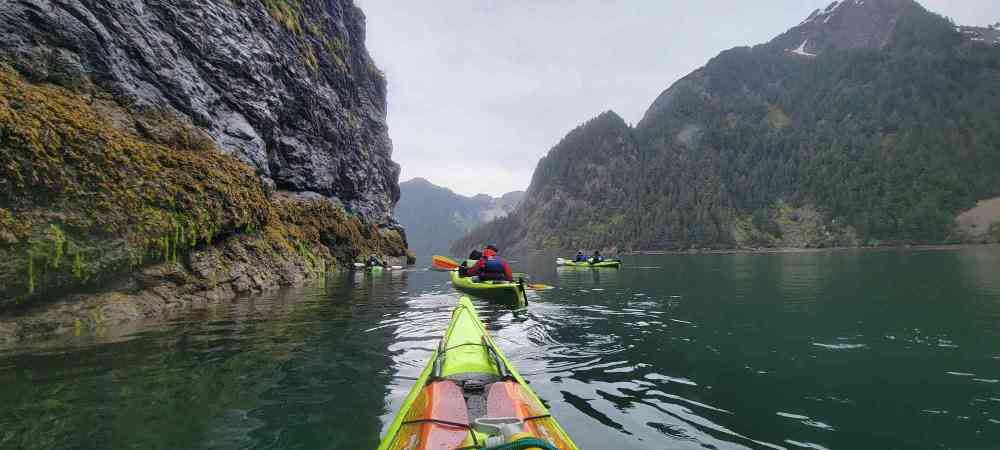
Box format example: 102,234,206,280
574,250,587,262
366,254,386,268
458,249,482,277
590,250,605,264
466,244,513,282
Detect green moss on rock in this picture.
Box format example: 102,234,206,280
261,0,303,34
0,68,408,307
0,207,28,245
268,193,406,264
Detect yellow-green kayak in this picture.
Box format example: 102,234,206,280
450,271,527,307
377,297,578,450
556,258,622,268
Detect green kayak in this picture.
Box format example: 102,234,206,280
555,258,622,268
353,263,385,272
450,271,527,307
377,297,578,450
354,263,405,272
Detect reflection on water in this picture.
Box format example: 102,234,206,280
2,248,1000,450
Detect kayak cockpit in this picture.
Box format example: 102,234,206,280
388,373,568,450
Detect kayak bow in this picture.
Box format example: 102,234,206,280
377,297,578,450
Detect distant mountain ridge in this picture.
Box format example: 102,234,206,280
395,178,523,257
453,0,1000,254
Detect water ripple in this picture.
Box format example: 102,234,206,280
3,251,1000,450
811,342,867,350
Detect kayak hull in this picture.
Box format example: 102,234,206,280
556,258,622,268
377,297,578,450
450,271,527,307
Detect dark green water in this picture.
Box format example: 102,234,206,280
2,249,999,450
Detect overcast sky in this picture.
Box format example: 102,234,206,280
355,0,1000,197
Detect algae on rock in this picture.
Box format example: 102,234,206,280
0,68,408,309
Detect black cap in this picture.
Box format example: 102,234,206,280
486,244,499,252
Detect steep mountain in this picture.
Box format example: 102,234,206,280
0,0,410,333
483,190,527,222
396,178,523,257
454,0,1000,254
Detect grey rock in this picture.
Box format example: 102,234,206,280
771,0,918,56
0,0,400,223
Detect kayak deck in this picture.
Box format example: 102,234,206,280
450,271,527,306
378,297,578,450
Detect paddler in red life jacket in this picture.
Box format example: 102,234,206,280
466,244,513,282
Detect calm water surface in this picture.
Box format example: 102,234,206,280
1,249,999,449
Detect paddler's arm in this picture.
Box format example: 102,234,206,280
466,259,485,277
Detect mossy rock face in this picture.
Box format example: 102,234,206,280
0,69,409,308
0,207,27,245
0,223,130,305
0,68,270,305
268,192,408,264
0,0,401,225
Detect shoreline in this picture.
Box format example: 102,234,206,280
0,232,410,346
624,243,1000,256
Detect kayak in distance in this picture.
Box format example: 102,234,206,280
353,263,404,272
377,297,578,450
450,270,528,307
555,258,622,268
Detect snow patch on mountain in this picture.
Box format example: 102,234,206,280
791,40,817,57
776,0,922,56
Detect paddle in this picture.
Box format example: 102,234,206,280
513,275,552,290
431,255,460,271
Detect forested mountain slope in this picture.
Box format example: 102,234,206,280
454,0,1000,254
396,178,522,257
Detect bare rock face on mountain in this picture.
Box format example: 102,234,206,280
773,0,918,56
0,0,399,223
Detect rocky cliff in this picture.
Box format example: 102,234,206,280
0,0,399,221
0,0,410,341
455,0,1000,254
396,178,523,257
